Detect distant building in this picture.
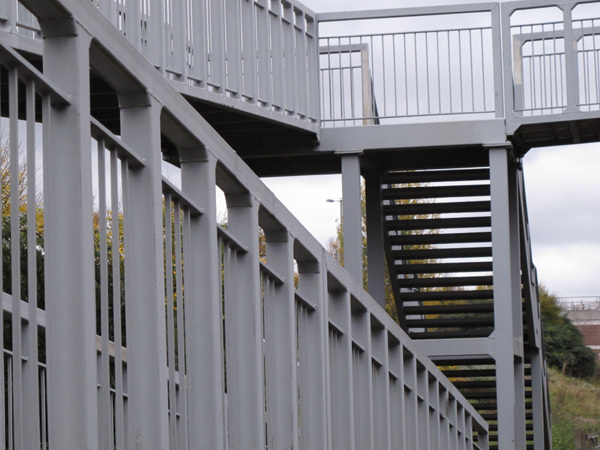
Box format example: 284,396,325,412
559,297,600,361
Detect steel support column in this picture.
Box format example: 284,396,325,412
365,172,386,307
42,22,99,450
264,229,299,450
529,348,548,449
341,154,363,283
120,94,170,449
489,145,527,449
296,257,329,449
180,151,227,449
327,288,356,450
225,193,266,449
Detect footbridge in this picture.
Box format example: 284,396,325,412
2,0,598,448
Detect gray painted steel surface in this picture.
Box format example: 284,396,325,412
0,0,492,448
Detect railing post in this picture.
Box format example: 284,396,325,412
119,93,169,449
341,153,363,283
148,0,165,71
263,229,298,450
296,256,328,449
491,4,505,119
489,144,527,450
501,4,518,125
180,151,227,449
365,172,386,307
361,46,375,124
41,21,99,450
529,347,547,449
225,192,266,449
562,5,580,113
327,287,356,450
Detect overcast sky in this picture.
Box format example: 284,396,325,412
261,0,600,300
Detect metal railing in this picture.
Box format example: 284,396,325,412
96,0,320,125
317,4,504,126
318,0,600,128
5,0,600,133
0,0,489,448
1,0,319,127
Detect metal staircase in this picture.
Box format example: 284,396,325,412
380,159,546,448
382,165,494,339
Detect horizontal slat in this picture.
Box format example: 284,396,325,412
382,184,490,200
384,201,491,215
455,379,531,390
463,390,498,400
383,168,490,184
443,369,497,379
403,302,494,315
393,246,492,260
410,329,493,339
395,261,493,275
386,216,492,231
390,232,491,246
406,316,494,328
396,275,493,288
401,289,494,302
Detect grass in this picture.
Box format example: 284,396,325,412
549,367,600,449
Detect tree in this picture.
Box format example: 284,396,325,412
326,182,436,323
539,285,598,378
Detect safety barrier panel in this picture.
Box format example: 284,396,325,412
0,0,489,448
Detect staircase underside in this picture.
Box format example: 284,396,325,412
381,159,538,448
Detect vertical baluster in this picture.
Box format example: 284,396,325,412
97,139,111,450
271,1,284,109
0,65,5,450
172,0,187,79
424,32,430,115
148,0,165,71
176,207,189,449
225,0,241,97
307,17,319,121
190,0,208,86
113,155,126,450
125,0,141,51
23,77,41,450
256,0,271,105
414,33,420,115
436,31,442,114
7,358,13,450
9,64,23,450
40,369,47,449
208,0,226,92
563,5,579,112
447,31,453,113
283,3,296,113
242,0,257,101
164,194,177,449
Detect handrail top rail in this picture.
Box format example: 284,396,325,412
316,2,499,23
